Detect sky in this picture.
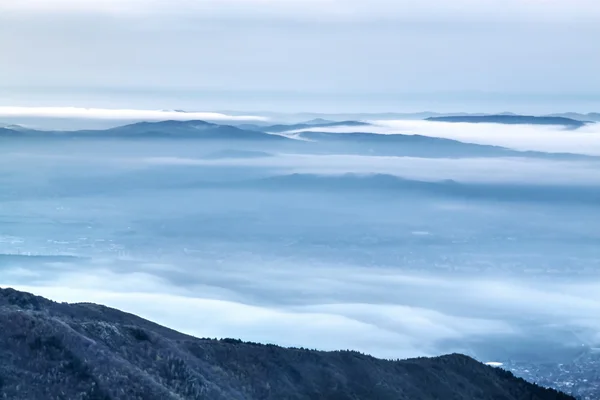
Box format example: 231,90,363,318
1,0,600,113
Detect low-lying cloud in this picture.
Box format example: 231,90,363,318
2,134,599,363
0,106,267,122
3,259,600,360
291,120,600,156
140,154,600,186
4,146,600,186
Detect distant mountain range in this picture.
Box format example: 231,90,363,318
426,115,589,128
0,128,19,136
0,120,290,141
2,112,599,131
100,120,290,140
290,130,592,160
0,287,573,400
547,112,600,122
0,119,593,160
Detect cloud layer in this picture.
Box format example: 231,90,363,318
0,107,266,122
4,260,600,360
1,121,599,363
291,120,600,156
132,152,600,186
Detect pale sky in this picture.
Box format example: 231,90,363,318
1,0,599,112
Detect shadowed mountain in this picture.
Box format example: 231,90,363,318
426,115,589,128
298,131,493,145
294,131,593,160
0,121,290,141
0,288,573,400
97,120,291,140
0,128,20,137
548,112,600,122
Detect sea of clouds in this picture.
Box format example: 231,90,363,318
289,119,600,156
1,112,599,362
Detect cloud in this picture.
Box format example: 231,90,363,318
2,131,599,362
0,264,521,359
3,260,600,359
20,147,592,187
291,120,600,156
10,149,599,187
0,106,267,122
138,154,600,186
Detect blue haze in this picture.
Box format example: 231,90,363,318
1,128,600,364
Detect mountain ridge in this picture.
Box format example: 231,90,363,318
0,121,594,160
0,287,574,400
0,120,290,141
292,130,593,160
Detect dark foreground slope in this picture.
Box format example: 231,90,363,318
0,288,573,400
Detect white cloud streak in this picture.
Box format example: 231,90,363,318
140,154,600,185
18,148,596,186
0,106,267,122
4,263,600,359
291,120,600,156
